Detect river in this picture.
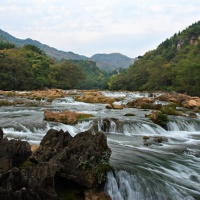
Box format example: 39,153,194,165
0,90,200,200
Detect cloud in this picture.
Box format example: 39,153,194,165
1,0,200,57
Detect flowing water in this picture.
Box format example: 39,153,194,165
0,91,200,200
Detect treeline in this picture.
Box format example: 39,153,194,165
0,43,109,90
109,21,200,96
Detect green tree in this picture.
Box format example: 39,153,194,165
54,61,85,89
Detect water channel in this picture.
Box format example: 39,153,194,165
0,91,200,200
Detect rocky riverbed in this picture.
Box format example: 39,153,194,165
0,89,200,200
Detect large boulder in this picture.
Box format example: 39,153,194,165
127,97,162,109
0,166,58,200
0,128,32,172
106,103,123,109
44,110,94,124
145,110,168,129
85,189,112,200
75,90,116,104
182,98,200,109
30,129,111,188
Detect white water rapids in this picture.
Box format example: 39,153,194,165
0,91,200,199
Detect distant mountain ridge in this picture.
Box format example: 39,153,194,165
90,53,134,71
0,29,134,71
0,29,87,60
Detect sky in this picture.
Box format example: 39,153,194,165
1,0,200,58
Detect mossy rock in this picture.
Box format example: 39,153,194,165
161,104,181,115
20,159,37,169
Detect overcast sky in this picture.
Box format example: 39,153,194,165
1,0,200,58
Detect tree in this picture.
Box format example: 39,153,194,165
54,61,85,89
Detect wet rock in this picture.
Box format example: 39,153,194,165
145,110,168,129
44,110,94,125
124,113,135,116
0,130,32,172
106,103,123,109
30,129,111,188
143,136,150,140
89,118,118,133
182,98,200,109
0,128,3,140
28,89,67,100
85,189,111,200
0,166,58,200
188,112,197,118
157,93,200,110
143,136,168,146
156,93,189,105
75,91,115,104
160,104,182,116
127,97,161,109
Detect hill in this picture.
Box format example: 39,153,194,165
0,29,134,71
0,29,87,60
108,21,200,96
90,53,134,72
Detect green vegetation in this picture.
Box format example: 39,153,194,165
20,159,37,169
77,151,112,184
161,104,181,115
0,43,109,90
70,60,109,89
108,21,200,96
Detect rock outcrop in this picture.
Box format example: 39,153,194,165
127,97,162,110
145,110,168,129
157,93,200,110
44,110,94,124
106,103,123,109
0,128,112,199
30,129,111,188
75,90,116,104
85,189,112,200
0,165,58,200
143,136,168,146
0,128,32,172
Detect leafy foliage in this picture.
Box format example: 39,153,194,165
70,60,109,89
0,45,85,90
108,21,200,96
0,44,111,90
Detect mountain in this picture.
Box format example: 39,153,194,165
108,21,200,96
90,53,134,72
0,29,88,60
0,29,134,71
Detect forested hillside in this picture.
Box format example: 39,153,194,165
70,60,109,89
0,29,87,60
109,21,200,96
0,43,109,90
0,29,133,71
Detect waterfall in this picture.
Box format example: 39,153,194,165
167,118,200,132
95,118,166,136
105,171,197,200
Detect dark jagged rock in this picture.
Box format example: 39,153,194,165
0,128,3,140
0,166,58,200
85,189,112,200
0,128,112,199
30,129,111,188
0,129,32,172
